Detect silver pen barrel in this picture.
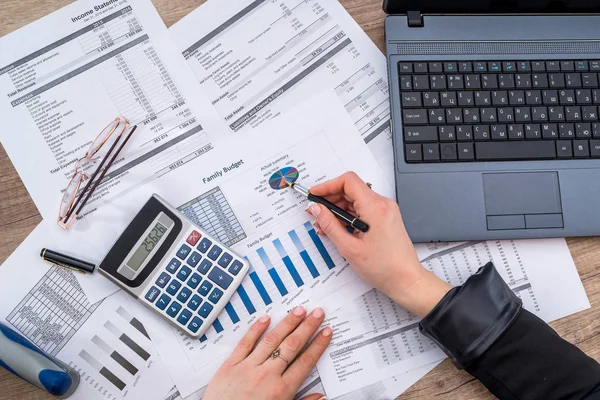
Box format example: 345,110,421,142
291,183,310,197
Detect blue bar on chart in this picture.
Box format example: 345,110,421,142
273,239,304,287
225,303,240,324
246,257,273,306
200,335,207,343
213,318,224,333
303,222,335,269
237,285,256,314
288,230,320,278
257,248,288,296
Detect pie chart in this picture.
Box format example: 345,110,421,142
269,166,299,190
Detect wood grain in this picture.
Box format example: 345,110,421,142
0,0,599,399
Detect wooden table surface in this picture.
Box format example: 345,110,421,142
1,0,599,399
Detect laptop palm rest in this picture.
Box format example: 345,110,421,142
483,172,563,230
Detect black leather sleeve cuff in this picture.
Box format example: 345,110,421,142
419,262,522,369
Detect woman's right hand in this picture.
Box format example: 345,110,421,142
307,172,451,317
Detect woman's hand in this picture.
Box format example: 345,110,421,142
203,307,331,400
308,172,451,317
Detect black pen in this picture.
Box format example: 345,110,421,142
40,248,96,274
289,182,369,233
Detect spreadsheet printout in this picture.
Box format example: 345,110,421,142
169,0,394,181
0,0,227,222
316,239,590,398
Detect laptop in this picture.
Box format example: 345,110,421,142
384,0,600,242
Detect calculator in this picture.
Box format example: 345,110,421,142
98,195,249,338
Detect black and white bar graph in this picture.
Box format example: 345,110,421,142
79,350,126,391
105,320,151,361
117,306,151,339
92,335,139,376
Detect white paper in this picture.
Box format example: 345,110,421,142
169,0,394,181
317,239,590,398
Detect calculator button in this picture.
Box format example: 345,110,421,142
197,259,212,275
187,252,202,268
198,281,213,296
208,268,233,290
198,302,214,318
208,288,224,304
177,287,193,303
176,244,192,260
155,272,171,288
144,287,160,303
187,273,202,289
197,238,212,254
229,260,244,276
166,280,182,295
188,317,203,333
167,301,182,318
186,230,202,246
177,265,192,281
188,295,202,311
207,245,222,261
217,252,233,268
177,309,193,326
156,294,170,310
166,258,181,273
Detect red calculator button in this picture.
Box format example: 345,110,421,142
187,230,202,246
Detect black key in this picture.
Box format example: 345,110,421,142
532,73,549,88
546,61,560,71
575,61,588,72
542,123,559,139
474,125,490,140
542,90,559,105
560,61,575,72
456,126,473,141
401,93,422,108
398,63,412,74
514,107,532,122
515,74,532,88
413,62,428,73
582,106,598,121
475,141,556,160
440,143,457,161
482,74,498,89
400,76,412,90
559,123,575,138
591,140,600,157
559,89,575,105
492,91,508,106
464,75,481,89
403,109,428,125
531,61,545,72
430,75,446,90
502,61,516,72
508,124,525,140
440,92,457,107
582,73,598,88
459,62,472,73
591,61,600,71
549,73,565,88
491,125,508,140
447,75,464,89
422,92,439,107
463,108,480,123
475,91,491,106
480,108,497,123
525,124,542,139
556,140,572,158
508,90,525,105
548,106,565,121
488,62,501,72
497,107,514,123
457,92,474,107
565,106,582,122
429,62,443,73
576,123,592,138
405,144,422,162
473,62,487,72
518,61,531,72
594,89,600,104
576,89,592,105
525,90,542,105
594,123,600,137
444,62,458,73
413,75,429,90
532,107,548,122
565,73,582,88
428,109,445,124
439,126,456,141
422,143,440,161
446,109,463,124
404,126,437,142
458,142,475,160
498,74,515,88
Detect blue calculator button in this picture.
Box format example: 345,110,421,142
217,252,233,268
229,260,243,276
177,287,192,303
187,273,202,289
144,287,160,303
187,251,202,268
197,238,212,254
177,309,193,326
197,259,212,275
167,301,182,317
156,272,171,288
207,245,222,261
188,295,202,311
208,288,224,304
177,244,192,260
198,280,213,296
166,280,182,295
156,294,171,310
188,317,203,333
166,258,181,273
198,302,214,318
208,267,233,290
177,265,192,281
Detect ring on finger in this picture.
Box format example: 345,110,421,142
271,348,289,365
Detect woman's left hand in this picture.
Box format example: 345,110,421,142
203,306,332,400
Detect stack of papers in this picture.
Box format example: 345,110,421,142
0,0,591,399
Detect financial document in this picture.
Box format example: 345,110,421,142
317,239,591,398
170,0,394,180
0,0,226,221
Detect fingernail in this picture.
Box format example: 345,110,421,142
322,327,332,337
318,397,328,400
259,313,270,323
293,306,305,316
307,201,321,217
312,307,324,318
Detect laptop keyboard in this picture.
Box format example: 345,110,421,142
398,60,600,163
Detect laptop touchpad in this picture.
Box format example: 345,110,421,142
483,172,563,230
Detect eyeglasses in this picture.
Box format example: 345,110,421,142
58,116,137,229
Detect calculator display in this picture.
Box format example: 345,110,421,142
127,222,168,271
